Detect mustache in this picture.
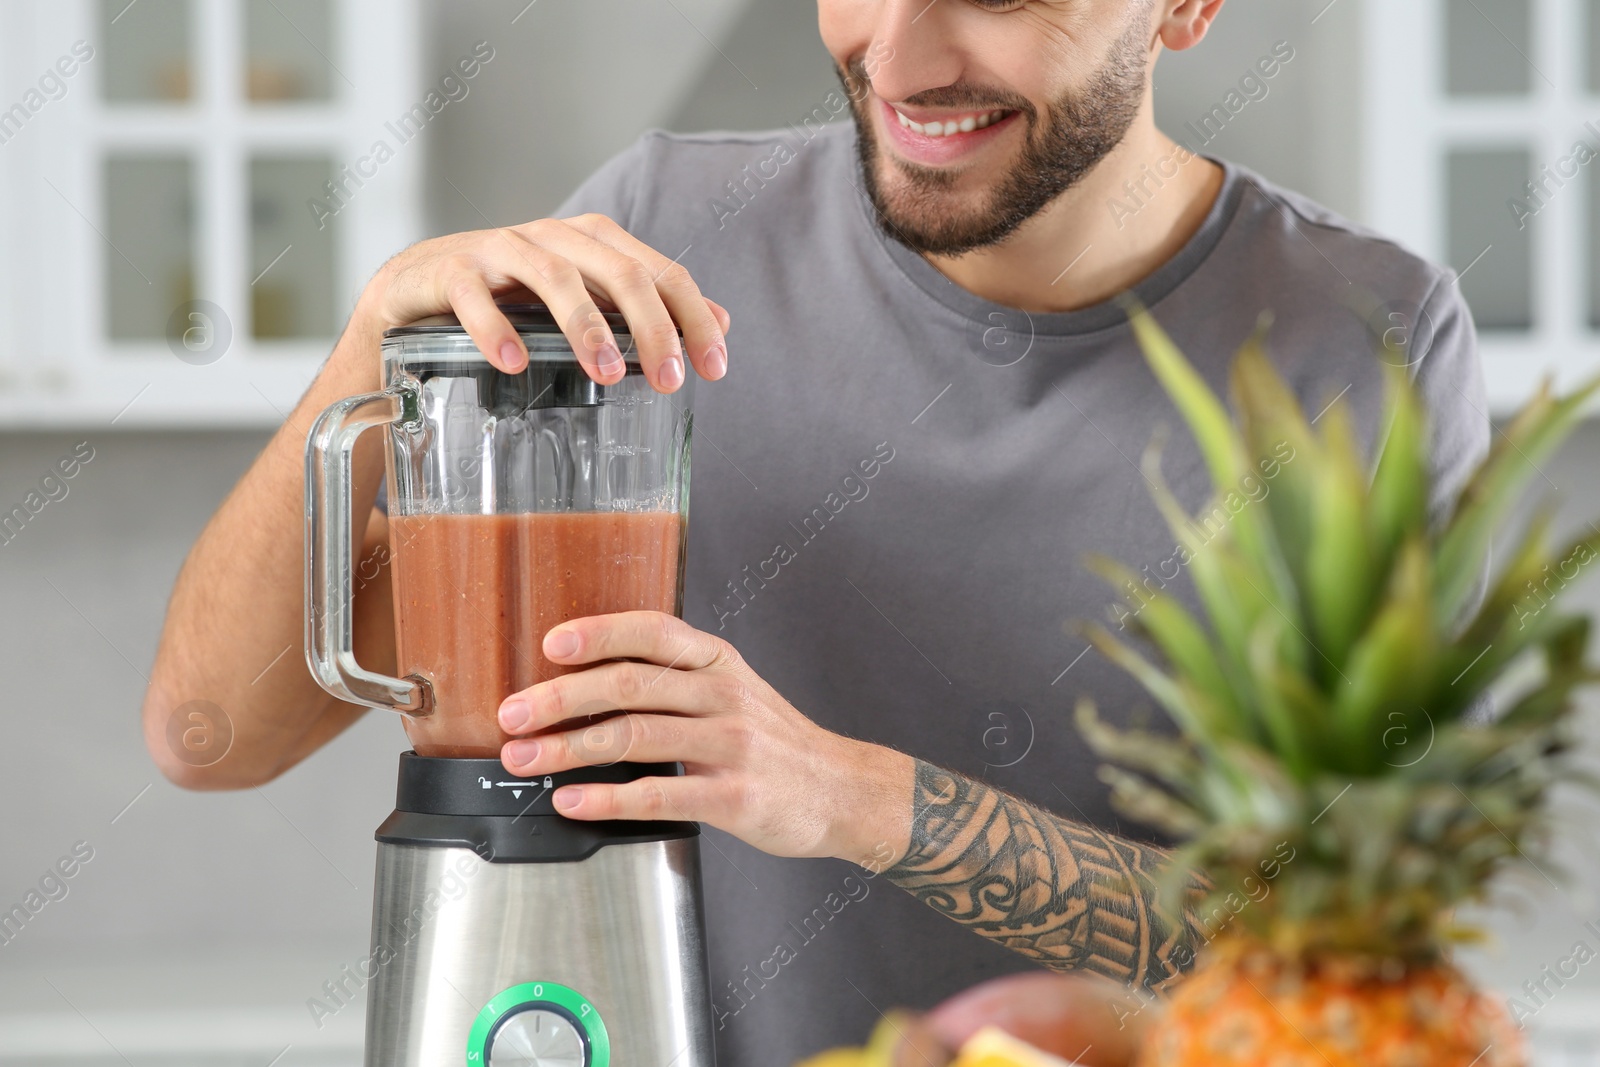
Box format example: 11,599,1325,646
843,56,1035,120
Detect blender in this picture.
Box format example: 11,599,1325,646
305,304,713,1067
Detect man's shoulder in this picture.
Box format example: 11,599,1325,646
565,123,855,244
625,123,853,193
1218,160,1454,300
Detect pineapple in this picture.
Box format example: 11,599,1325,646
1074,307,1600,1067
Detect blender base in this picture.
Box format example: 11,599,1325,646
363,835,714,1067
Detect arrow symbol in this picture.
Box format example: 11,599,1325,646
511,789,522,798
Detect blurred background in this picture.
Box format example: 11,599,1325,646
1,0,1598,1063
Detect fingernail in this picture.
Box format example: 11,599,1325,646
660,355,684,390
555,785,583,809
499,340,525,369
704,342,727,380
545,629,579,658
499,699,532,731
506,738,540,765
596,341,624,376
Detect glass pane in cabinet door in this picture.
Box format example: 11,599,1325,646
251,157,336,339
1447,148,1532,331
1445,0,1532,96
105,155,195,340
100,0,191,102
244,0,334,102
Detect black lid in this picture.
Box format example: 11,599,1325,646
381,302,681,342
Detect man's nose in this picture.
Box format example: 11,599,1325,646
864,0,965,105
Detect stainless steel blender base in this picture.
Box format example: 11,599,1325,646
363,836,713,1067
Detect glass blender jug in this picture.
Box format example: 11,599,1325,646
303,304,712,1067
307,302,692,750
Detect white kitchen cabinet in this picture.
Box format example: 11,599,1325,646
0,0,422,428
1365,0,1600,413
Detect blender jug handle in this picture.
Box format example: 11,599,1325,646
305,389,432,717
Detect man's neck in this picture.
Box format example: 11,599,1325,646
923,122,1224,314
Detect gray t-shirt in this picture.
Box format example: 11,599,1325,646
423,123,1490,1065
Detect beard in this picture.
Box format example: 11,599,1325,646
841,20,1151,257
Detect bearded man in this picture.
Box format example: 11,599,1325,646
145,2,1488,1064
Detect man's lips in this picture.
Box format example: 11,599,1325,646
878,98,1021,167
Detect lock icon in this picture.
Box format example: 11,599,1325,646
543,776,554,790
477,776,492,789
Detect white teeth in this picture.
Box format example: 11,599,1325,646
893,107,1009,137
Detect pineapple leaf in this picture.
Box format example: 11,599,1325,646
1081,622,1225,743
1084,553,1242,725
1331,537,1437,770
1128,305,1304,638
1305,401,1379,676
1126,304,1251,496
1229,324,1321,586
1369,361,1429,561
1245,616,1316,780
1079,311,1600,963
1075,699,1203,786
1096,764,1208,840
1457,508,1559,650
1434,374,1600,624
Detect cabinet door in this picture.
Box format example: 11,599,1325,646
1366,0,1600,413
0,0,422,428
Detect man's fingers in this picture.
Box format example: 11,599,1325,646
551,773,717,822
436,256,529,373
501,711,743,777
379,217,731,387
561,213,729,385
704,297,732,338
513,217,683,389
432,232,621,377
540,610,739,674
501,657,729,734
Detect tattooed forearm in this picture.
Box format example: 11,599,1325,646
885,760,1206,993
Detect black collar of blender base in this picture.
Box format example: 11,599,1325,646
379,303,683,341
393,751,681,817
375,809,698,863
382,753,697,862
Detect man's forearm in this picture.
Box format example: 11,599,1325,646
142,300,391,789
884,759,1205,993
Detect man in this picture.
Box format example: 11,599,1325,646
143,1,1489,1064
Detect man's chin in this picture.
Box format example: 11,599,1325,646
869,161,993,250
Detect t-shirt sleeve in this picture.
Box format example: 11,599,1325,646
1406,272,1496,719
1410,272,1491,533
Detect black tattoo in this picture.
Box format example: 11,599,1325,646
885,760,1205,993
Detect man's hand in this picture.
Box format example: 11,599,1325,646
495,611,914,867
363,214,731,392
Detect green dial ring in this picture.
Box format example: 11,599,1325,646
465,981,609,1067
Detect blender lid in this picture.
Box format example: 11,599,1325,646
381,302,681,341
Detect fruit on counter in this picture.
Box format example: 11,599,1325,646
793,1012,936,1067
1076,308,1600,1067
950,1026,1081,1067
795,1014,1078,1067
